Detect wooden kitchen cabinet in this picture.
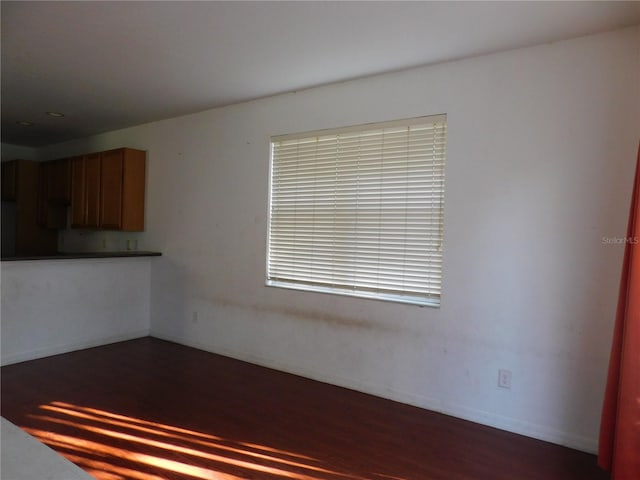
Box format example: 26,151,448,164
45,158,71,204
1,159,57,256
85,153,102,228
100,149,125,229
37,158,71,229
70,156,87,227
71,152,103,228
70,148,146,231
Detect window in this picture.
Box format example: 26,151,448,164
267,114,447,306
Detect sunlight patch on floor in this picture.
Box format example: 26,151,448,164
20,401,397,480
38,403,335,473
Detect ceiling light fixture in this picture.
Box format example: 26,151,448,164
46,111,65,117
16,121,34,126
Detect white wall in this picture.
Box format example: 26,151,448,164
38,27,640,452
1,143,39,162
1,258,152,365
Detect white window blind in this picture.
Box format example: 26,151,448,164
267,115,446,306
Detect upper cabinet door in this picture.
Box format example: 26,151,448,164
70,156,87,227
120,148,146,231
38,159,70,229
85,153,102,228
46,158,71,204
100,149,124,229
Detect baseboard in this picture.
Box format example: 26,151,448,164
430,399,598,454
1,329,151,366
152,332,598,454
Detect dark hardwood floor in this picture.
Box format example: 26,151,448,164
1,337,608,480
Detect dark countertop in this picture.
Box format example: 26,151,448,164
1,251,162,262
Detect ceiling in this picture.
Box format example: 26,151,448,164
2,1,640,148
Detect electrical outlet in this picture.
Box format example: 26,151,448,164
498,369,512,389
192,311,199,324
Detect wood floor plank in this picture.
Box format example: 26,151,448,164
1,337,609,480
